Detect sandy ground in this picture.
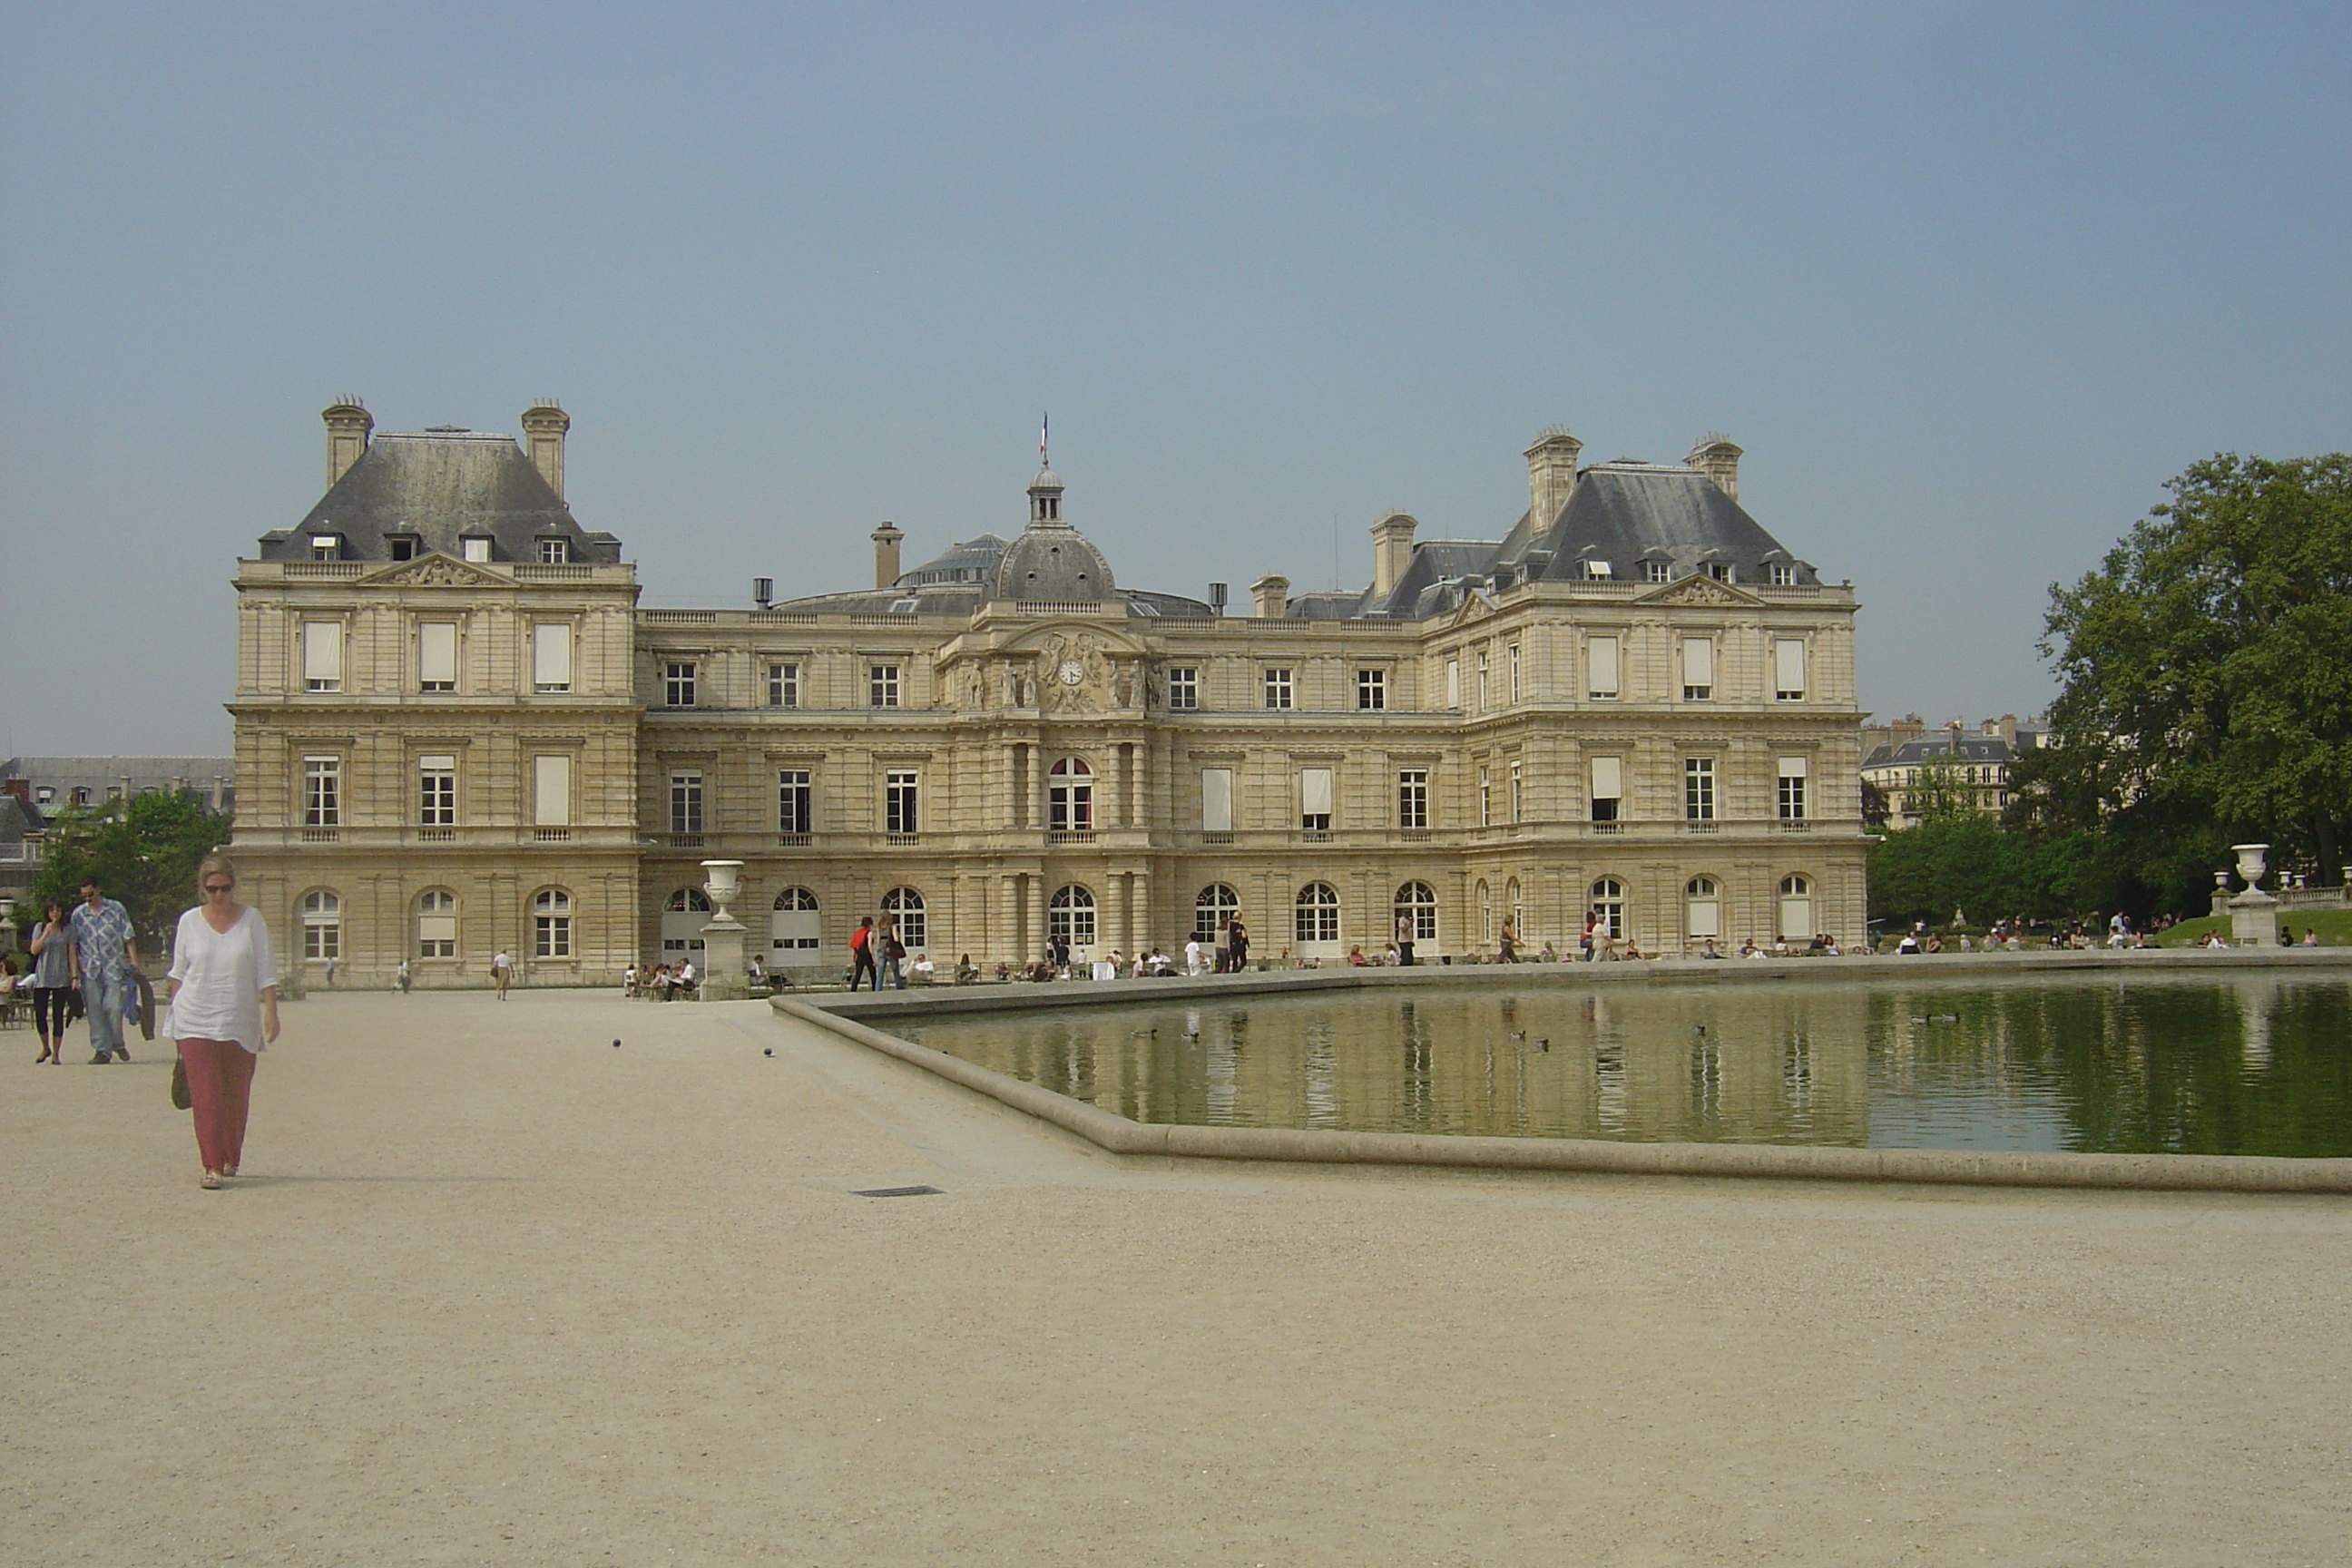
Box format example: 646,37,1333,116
4,988,2348,1567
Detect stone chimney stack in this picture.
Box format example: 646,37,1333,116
1370,512,1418,598
520,402,570,498
871,522,904,588
1524,428,1583,528
1687,434,1742,501
322,398,373,486
1250,573,1290,620
1997,713,2018,748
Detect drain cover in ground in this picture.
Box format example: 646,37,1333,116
852,1184,944,1198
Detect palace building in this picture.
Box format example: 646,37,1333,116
229,402,1866,985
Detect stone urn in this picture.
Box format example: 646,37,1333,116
2226,846,2279,947
2231,844,2269,888
701,859,744,924
697,860,750,999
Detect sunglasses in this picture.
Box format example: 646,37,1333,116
203,882,236,895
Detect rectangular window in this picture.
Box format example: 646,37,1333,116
1167,667,1199,710
537,538,568,564
1644,561,1671,583
533,622,573,693
1590,755,1622,822
1446,659,1461,709
1706,562,1733,583
417,622,457,691
1478,766,1492,827
1509,758,1524,822
303,757,340,827
670,770,703,835
1397,769,1428,830
1779,756,1808,820
1476,651,1489,710
388,536,417,562
534,753,572,827
1769,563,1797,587
869,664,900,708
1508,644,1521,703
417,754,456,827
663,661,696,708
1200,768,1233,832
301,621,342,692
461,537,491,563
1357,669,1386,710
1263,668,1293,710
1587,635,1619,700
768,662,799,708
884,769,919,834
1774,637,1806,701
1299,767,1333,832
1685,757,1716,820
777,769,811,834
1682,636,1714,701
309,534,339,561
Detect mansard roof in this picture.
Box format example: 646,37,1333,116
256,429,622,564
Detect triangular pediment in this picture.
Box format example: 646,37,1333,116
1634,573,1764,608
361,553,507,589
1442,588,1501,630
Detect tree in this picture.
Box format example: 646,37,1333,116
2024,453,2352,906
24,790,233,953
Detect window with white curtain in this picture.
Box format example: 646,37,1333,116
302,621,342,691
1590,755,1622,822
534,754,572,826
417,622,456,691
1681,636,1714,701
533,622,573,692
1586,635,1619,699
1200,769,1232,832
1298,767,1332,831
1774,637,1806,701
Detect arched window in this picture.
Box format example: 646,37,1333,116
416,888,456,958
1475,879,1493,944
300,889,340,961
1778,874,1813,942
1393,881,1437,944
1294,881,1340,948
770,887,821,953
1193,883,1239,943
1684,876,1721,941
1048,884,1097,947
882,886,926,948
1047,756,1093,833
533,888,572,958
661,887,710,956
1588,878,1625,941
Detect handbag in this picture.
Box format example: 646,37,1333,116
170,1054,192,1112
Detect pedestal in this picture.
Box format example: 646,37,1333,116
2227,890,2279,948
699,916,749,1000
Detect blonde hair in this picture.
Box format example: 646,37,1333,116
197,853,238,890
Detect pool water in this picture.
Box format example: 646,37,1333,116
890,974,2352,1157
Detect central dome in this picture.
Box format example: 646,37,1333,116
992,526,1114,602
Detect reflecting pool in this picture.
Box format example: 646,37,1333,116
889,974,2352,1156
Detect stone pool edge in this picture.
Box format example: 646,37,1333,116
771,990,2352,1195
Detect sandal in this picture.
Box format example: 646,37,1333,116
200,1170,223,1191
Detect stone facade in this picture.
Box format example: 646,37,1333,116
230,404,1867,985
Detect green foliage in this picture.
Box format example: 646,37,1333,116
24,791,233,953
2024,452,2352,906
1867,814,2075,928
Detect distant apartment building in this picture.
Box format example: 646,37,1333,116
0,758,236,918
1859,717,2042,829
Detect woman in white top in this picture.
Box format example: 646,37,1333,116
167,855,279,1191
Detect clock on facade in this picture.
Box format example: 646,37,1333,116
1058,659,1084,685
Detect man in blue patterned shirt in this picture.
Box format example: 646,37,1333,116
69,876,141,1064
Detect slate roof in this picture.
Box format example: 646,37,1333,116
1862,737,2020,770
256,430,622,564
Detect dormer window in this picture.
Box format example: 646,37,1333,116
387,535,418,562
1769,563,1797,586
309,534,341,561
461,536,492,563
1706,562,1733,583
1584,560,1612,580
1644,561,1671,583
537,538,569,564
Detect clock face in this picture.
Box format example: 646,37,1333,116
1058,659,1084,685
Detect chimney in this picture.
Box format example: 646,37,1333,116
1208,582,1228,616
1250,573,1289,620
322,398,373,486
1998,713,2018,748
871,521,904,588
1370,512,1418,598
753,577,773,609
1687,434,1742,501
520,402,570,498
1524,427,1583,527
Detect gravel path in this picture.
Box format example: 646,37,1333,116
5,988,2347,1565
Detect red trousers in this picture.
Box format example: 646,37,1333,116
178,1039,258,1173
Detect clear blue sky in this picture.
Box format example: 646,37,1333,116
5,1,2346,755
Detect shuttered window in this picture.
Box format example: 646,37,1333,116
1299,767,1333,831
1681,636,1713,699
534,754,572,826
1587,636,1619,699
418,622,456,691
534,622,573,692
1201,769,1233,832
1774,637,1806,700
301,621,342,691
